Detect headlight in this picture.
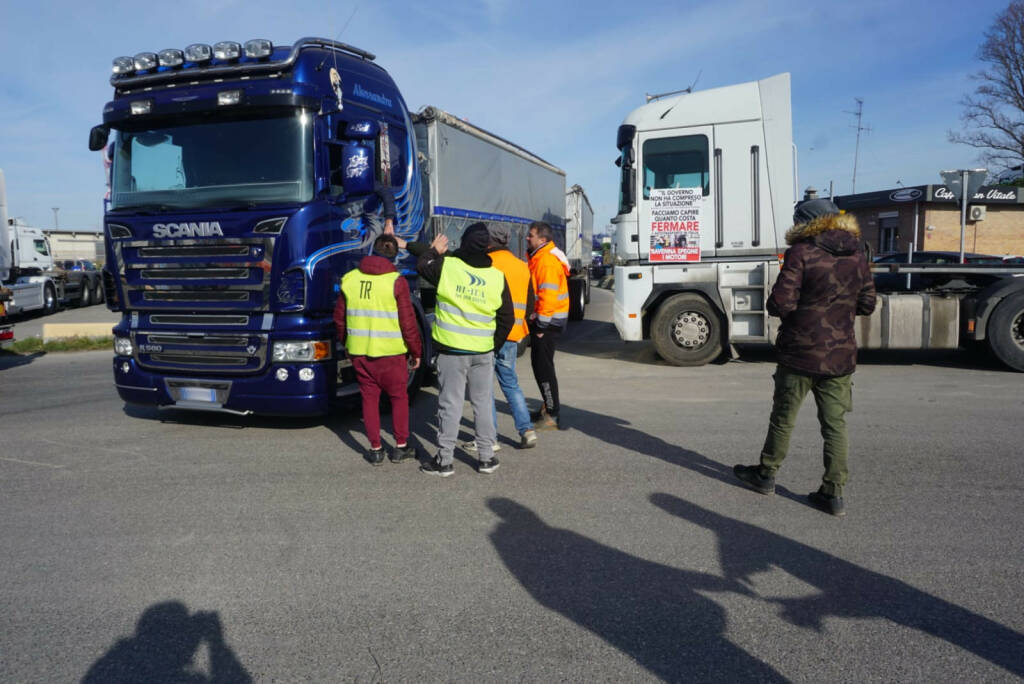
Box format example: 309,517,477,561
114,337,133,356
272,340,331,362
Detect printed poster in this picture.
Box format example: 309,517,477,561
650,187,702,262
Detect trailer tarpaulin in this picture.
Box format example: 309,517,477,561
414,108,566,255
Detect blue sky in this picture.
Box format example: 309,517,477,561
0,0,1012,232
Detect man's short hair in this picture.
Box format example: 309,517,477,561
374,234,399,258
528,221,554,242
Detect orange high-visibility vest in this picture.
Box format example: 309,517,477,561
488,249,530,342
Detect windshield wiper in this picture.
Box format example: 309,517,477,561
109,203,173,214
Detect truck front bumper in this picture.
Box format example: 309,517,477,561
112,356,334,416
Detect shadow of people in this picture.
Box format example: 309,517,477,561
82,601,251,683
649,493,1024,679
555,404,737,488
486,497,787,682
0,350,45,371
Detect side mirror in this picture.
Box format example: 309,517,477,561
89,125,109,151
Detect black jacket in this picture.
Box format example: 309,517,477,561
409,241,514,353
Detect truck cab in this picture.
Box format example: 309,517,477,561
90,38,425,415
613,74,796,364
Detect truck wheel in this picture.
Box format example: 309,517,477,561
43,284,57,315
92,281,104,304
568,279,586,321
79,282,92,307
650,293,723,366
584,275,591,304
987,292,1024,372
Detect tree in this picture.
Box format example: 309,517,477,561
949,1,1024,175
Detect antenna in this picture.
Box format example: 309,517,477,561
645,70,701,103
845,97,871,194
316,5,360,71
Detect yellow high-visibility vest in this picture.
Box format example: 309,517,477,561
433,258,504,352
341,270,407,357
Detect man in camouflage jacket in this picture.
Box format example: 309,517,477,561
734,198,877,516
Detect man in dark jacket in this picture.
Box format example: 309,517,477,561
734,199,876,516
334,234,422,466
410,223,514,476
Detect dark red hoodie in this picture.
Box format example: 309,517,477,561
333,255,422,359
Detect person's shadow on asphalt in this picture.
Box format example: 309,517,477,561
81,601,251,684
555,403,738,487
486,497,788,682
649,492,1024,679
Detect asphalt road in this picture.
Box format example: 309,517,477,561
2,287,1023,682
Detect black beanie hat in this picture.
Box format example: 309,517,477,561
793,198,839,225
460,222,491,254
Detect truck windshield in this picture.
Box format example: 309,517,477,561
110,111,314,210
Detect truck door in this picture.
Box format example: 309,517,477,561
637,126,715,262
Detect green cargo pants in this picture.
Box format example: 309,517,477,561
759,364,853,497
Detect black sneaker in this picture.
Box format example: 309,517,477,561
808,491,846,517
366,446,386,466
733,464,775,494
420,456,454,478
390,444,417,463
477,456,500,474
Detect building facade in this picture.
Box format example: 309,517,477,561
833,185,1024,257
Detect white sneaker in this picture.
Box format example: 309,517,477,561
520,430,537,449
461,440,501,453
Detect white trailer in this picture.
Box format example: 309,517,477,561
611,74,1024,371
411,107,580,326
565,184,594,320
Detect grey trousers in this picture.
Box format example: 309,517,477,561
436,352,496,466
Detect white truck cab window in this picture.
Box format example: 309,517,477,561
642,135,709,199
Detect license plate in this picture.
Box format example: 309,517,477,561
180,387,217,402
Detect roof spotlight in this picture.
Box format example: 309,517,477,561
158,49,184,68
112,56,135,75
244,39,273,59
184,43,213,63
213,41,241,61
133,52,158,71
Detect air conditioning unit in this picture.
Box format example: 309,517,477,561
970,205,987,221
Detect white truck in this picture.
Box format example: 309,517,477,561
565,184,594,320
0,169,69,319
612,74,1024,371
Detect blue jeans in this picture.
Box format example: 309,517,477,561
494,340,532,436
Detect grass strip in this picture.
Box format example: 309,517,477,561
0,335,113,355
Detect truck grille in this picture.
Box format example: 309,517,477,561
132,330,269,374
113,237,275,311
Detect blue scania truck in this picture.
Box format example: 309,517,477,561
89,37,568,416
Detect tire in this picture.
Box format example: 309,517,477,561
79,281,92,307
584,275,591,304
42,283,57,315
986,291,1024,371
650,293,723,366
568,278,585,321
92,280,104,304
